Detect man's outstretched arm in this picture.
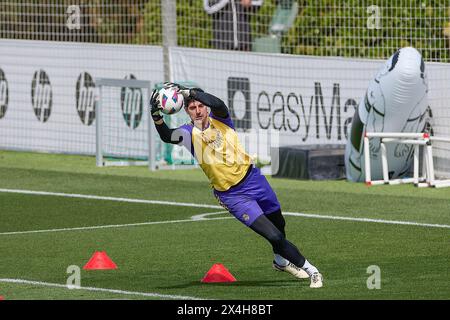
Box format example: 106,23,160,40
190,90,229,118
164,82,229,118
149,89,183,145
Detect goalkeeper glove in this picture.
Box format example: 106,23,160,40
163,82,191,99
163,82,204,99
149,89,163,122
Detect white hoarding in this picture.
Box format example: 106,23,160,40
1,41,448,163
0,39,163,155
170,47,449,152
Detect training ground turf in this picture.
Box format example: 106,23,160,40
0,150,449,300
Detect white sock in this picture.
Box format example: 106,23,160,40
274,254,289,267
301,259,319,276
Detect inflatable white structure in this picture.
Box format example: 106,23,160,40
345,47,430,182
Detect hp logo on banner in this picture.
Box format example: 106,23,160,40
76,72,96,126
31,70,52,123
0,69,8,119
121,74,143,129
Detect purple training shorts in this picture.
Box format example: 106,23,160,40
213,166,281,226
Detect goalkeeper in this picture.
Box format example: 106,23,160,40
150,83,323,288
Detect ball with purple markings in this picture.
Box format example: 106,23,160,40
158,87,184,115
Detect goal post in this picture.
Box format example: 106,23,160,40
95,78,156,170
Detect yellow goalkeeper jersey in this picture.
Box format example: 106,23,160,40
187,115,252,191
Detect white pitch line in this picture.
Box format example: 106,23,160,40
191,211,228,220
0,216,232,236
284,212,450,229
1,188,449,230
0,278,205,300
0,188,222,209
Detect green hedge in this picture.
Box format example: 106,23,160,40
152,0,449,61
1,0,448,61
276,0,449,61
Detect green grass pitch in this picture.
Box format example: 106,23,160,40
0,150,449,300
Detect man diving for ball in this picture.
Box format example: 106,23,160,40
150,83,323,288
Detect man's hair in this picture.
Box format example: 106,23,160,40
184,96,195,108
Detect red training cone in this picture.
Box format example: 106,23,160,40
0,296,4,300
201,263,237,283
83,251,118,270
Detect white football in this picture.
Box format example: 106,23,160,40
158,87,184,115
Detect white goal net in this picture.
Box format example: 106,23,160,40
96,78,155,169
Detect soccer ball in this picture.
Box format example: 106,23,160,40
158,87,184,115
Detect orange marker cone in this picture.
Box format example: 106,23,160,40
201,263,237,283
0,296,4,300
83,251,118,270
